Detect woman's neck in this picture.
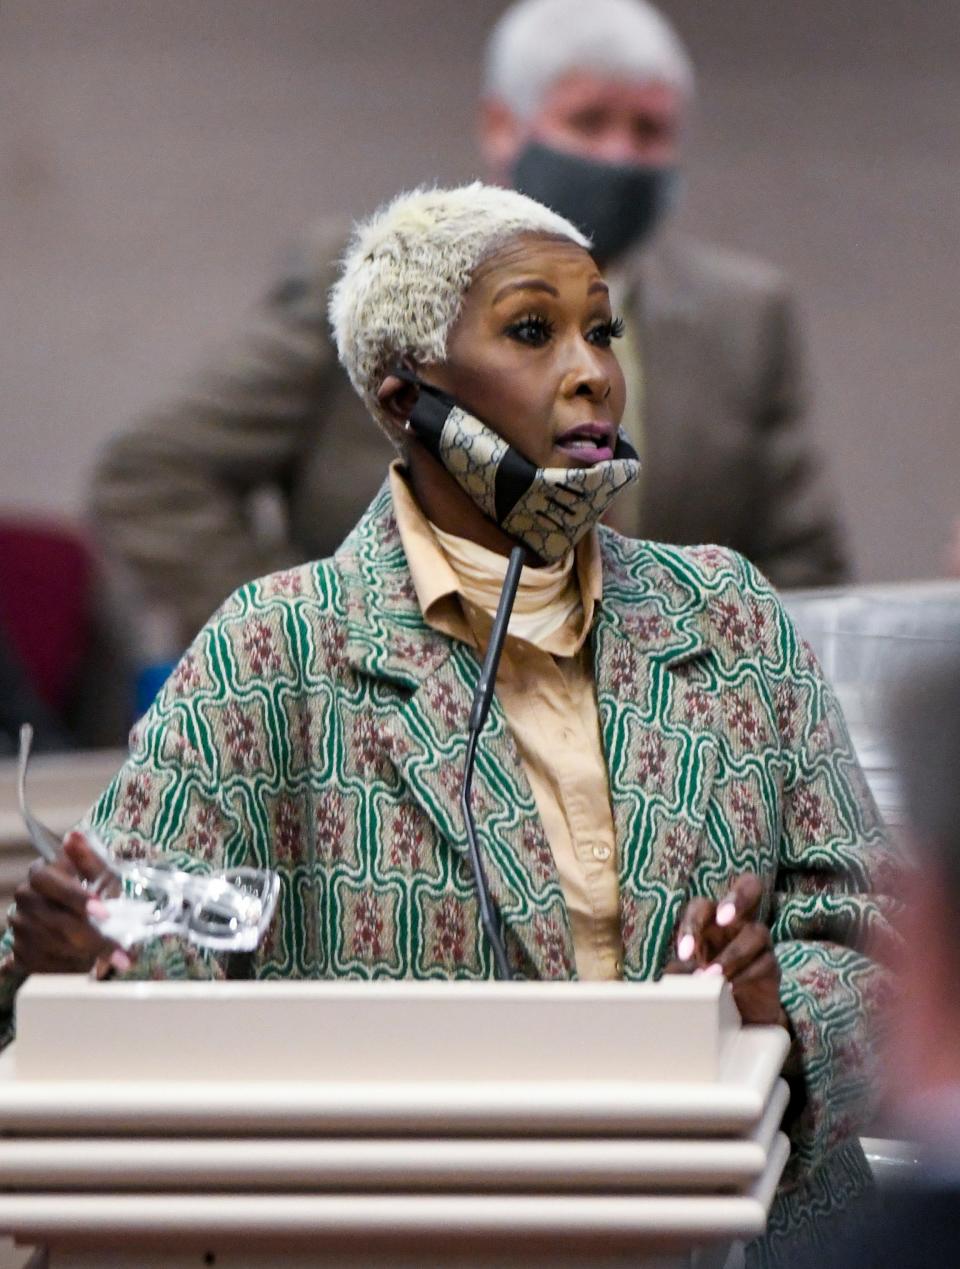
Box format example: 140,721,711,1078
403,442,546,566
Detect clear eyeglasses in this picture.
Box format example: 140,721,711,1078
17,724,280,954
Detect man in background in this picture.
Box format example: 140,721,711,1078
91,0,849,649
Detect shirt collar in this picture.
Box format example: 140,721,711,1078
388,461,602,656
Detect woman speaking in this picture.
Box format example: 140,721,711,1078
1,184,895,1260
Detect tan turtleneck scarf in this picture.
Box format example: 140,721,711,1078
429,523,582,645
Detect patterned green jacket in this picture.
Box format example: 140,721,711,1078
0,485,897,1246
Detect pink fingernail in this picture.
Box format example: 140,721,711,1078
704,963,724,977
677,934,695,961
716,902,736,926
109,949,131,973
86,898,109,920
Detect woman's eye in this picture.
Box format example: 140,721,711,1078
586,316,626,348
504,314,555,347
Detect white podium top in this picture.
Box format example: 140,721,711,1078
15,974,741,1084
3,976,789,1137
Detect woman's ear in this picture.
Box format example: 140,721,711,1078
377,373,419,428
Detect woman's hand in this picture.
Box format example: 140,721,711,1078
10,831,128,976
665,873,789,1030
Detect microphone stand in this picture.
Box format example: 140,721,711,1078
459,544,526,981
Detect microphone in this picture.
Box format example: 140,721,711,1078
460,544,526,981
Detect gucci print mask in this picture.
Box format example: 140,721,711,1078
395,370,640,564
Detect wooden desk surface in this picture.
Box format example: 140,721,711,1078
0,750,124,922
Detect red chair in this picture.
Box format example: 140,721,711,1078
0,518,129,749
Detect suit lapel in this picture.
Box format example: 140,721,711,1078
594,531,720,979
623,237,714,542
334,486,575,979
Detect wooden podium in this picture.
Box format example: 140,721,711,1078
0,976,790,1267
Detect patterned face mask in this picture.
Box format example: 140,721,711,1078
396,370,640,563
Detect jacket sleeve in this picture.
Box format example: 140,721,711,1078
738,554,901,1183
0,586,277,1047
88,224,346,641
747,285,852,589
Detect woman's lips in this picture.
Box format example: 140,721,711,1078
554,422,616,466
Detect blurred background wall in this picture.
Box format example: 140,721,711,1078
2,0,958,583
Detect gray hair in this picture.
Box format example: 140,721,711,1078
483,0,695,120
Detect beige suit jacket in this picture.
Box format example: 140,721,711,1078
91,221,849,639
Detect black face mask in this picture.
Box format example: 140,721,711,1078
512,141,679,265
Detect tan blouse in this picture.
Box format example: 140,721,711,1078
390,464,623,979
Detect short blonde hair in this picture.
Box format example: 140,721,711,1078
328,182,589,430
